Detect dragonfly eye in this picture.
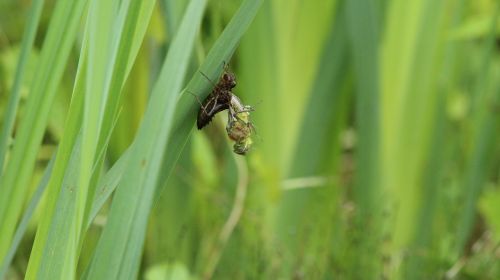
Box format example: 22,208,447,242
222,73,237,89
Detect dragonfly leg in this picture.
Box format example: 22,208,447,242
186,90,210,115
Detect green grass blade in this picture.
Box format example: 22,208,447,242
87,148,130,229
404,96,446,279
83,0,156,230
161,0,188,39
0,0,45,173
32,137,83,279
0,0,88,261
346,0,381,276
0,154,54,279
77,1,118,256
456,2,500,253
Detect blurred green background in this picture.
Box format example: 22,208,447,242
0,0,499,279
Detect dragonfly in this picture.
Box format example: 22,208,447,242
193,64,256,155
196,70,236,129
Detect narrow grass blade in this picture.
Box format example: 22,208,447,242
77,1,118,255
0,154,54,279
346,0,381,276
161,0,188,37
456,4,500,252
404,97,446,279
87,148,130,229
0,0,44,173
32,136,83,279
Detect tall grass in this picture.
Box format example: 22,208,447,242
0,0,499,279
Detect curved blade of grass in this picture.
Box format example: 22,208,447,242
77,1,118,260
87,148,131,229
32,136,83,279
84,1,206,278
0,0,44,173
0,0,87,260
0,154,54,279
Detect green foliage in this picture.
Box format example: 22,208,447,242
0,0,499,279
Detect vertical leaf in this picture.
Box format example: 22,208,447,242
346,0,381,276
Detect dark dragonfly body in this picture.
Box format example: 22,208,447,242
196,72,237,129
194,66,256,155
